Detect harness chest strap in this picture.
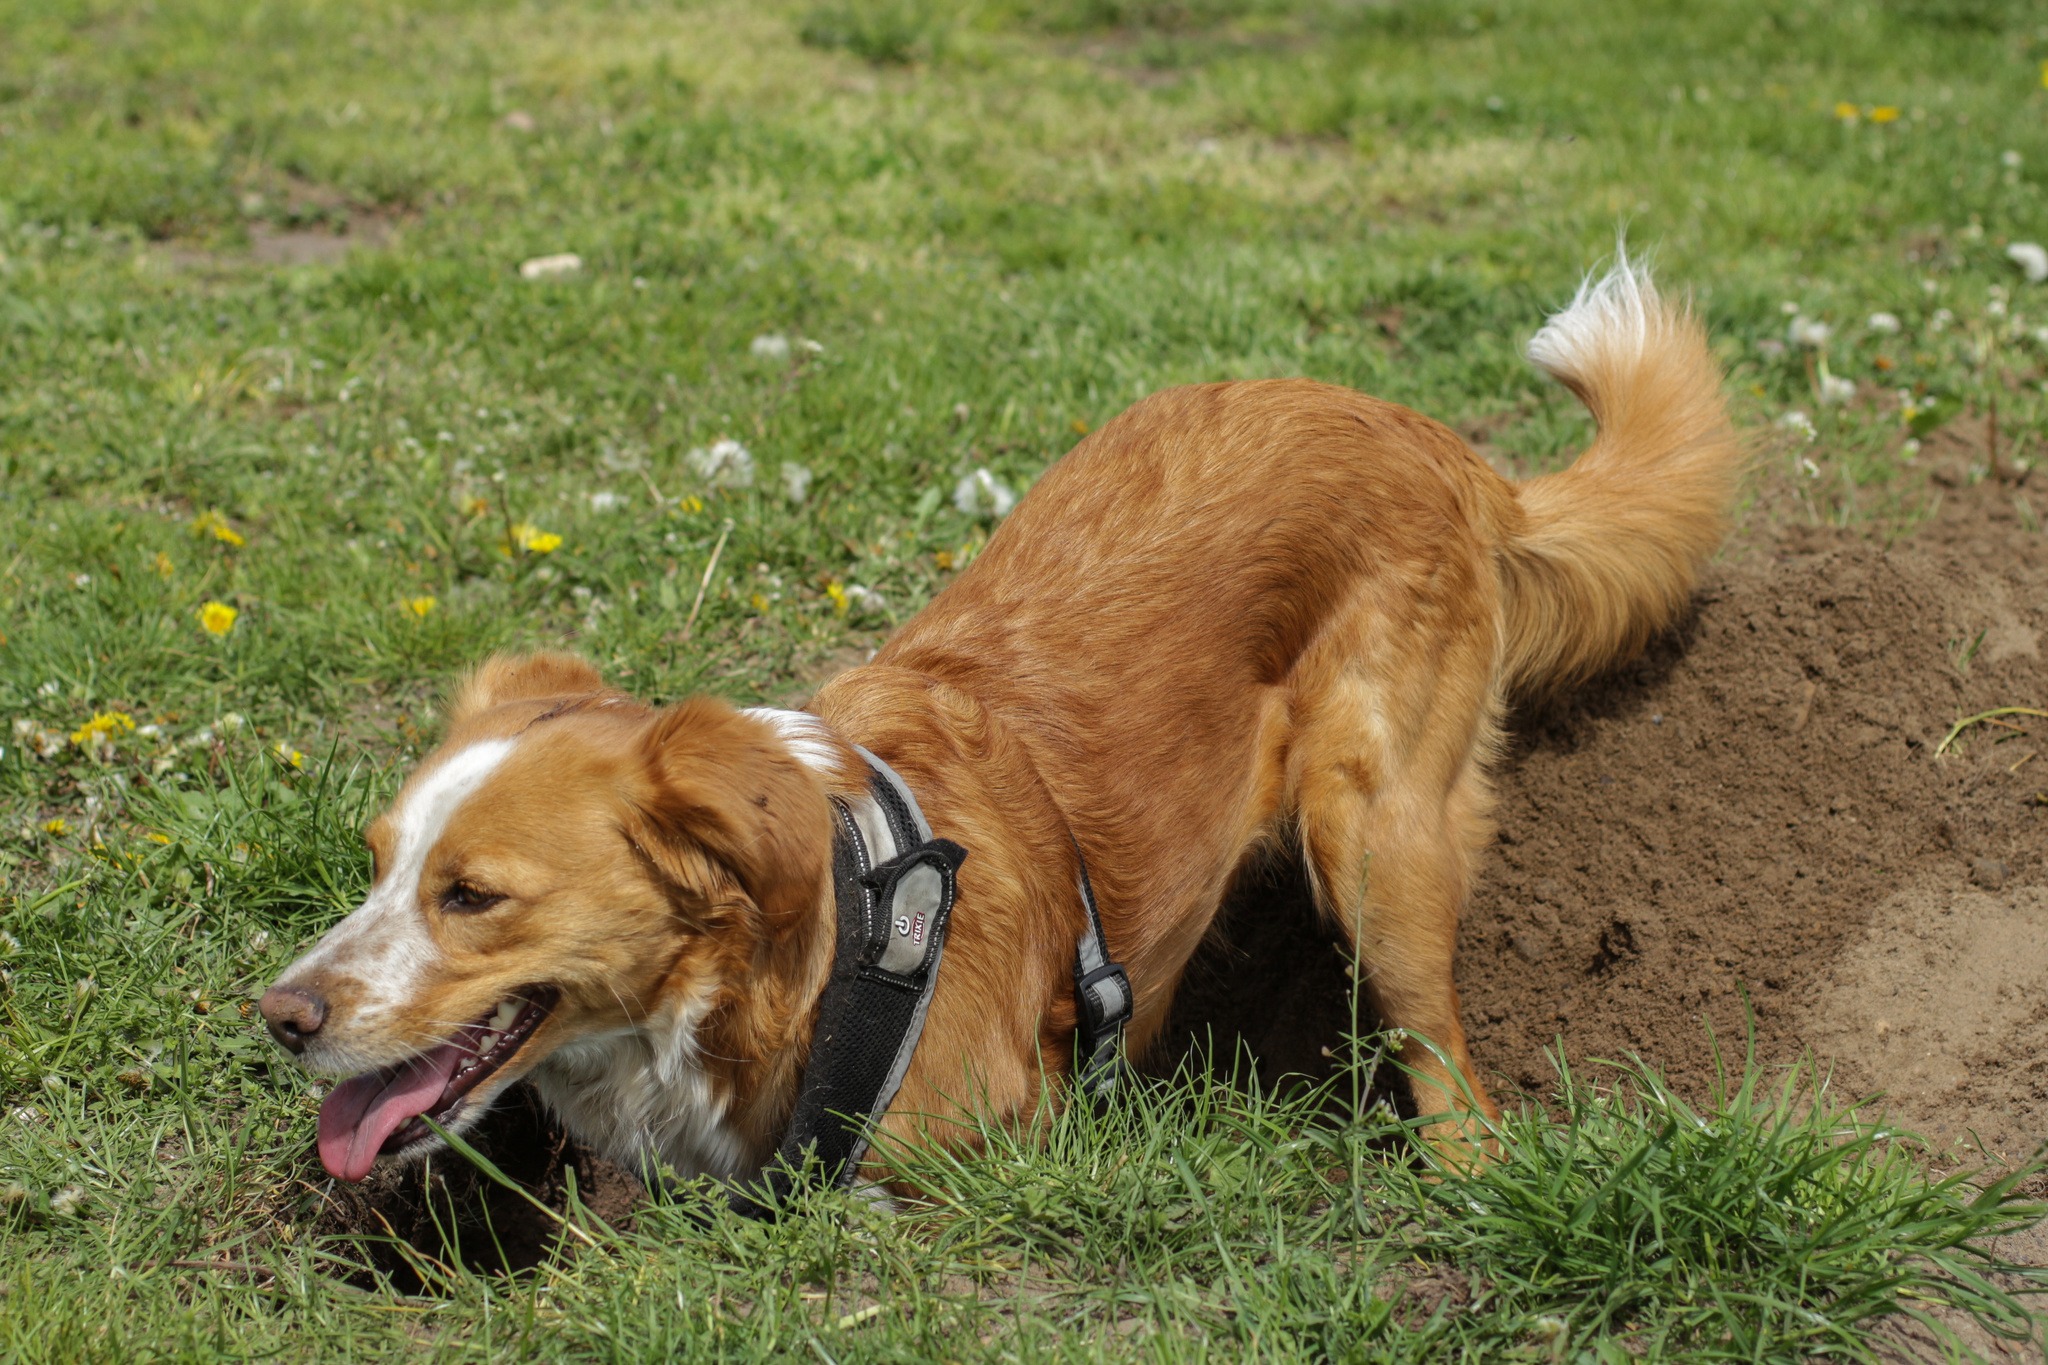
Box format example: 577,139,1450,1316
731,747,1132,1216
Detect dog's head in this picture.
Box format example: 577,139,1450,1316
259,652,845,1181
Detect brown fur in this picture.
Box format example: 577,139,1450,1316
265,270,1740,1180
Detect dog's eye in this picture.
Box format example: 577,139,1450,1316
441,882,505,913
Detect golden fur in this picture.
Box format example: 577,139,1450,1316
263,258,1741,1183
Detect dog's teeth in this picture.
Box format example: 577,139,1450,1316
479,1030,502,1054
490,1000,520,1031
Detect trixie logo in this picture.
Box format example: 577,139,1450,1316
893,913,927,944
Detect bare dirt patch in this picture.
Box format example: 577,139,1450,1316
1173,474,2047,1167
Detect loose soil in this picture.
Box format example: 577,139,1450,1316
1173,473,2048,1165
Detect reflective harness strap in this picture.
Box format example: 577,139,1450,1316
731,753,1133,1218
1070,835,1132,1106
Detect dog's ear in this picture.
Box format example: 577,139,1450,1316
450,652,605,725
634,697,833,934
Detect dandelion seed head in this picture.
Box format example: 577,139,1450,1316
953,467,1017,519
1787,316,1832,348
687,438,755,490
2007,242,2048,284
780,461,813,506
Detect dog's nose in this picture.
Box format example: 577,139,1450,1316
259,985,327,1053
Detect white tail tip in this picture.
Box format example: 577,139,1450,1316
1526,245,1660,384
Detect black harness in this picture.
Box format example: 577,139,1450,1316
731,746,1131,1216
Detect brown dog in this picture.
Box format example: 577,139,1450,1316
260,253,1739,1188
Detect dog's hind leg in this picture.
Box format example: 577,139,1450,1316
1286,621,1505,1156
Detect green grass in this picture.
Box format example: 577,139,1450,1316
3,0,2047,1357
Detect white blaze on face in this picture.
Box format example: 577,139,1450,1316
740,706,838,774
287,738,518,1048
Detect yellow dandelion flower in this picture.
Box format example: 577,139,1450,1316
190,511,245,547
462,495,491,518
198,601,238,636
404,595,438,619
151,552,176,578
680,495,705,514
145,831,172,845
934,550,954,571
750,592,769,612
42,818,68,836
69,711,136,746
2041,60,2047,89
509,523,563,554
1833,101,1858,121
1870,106,1900,124
825,581,849,615
273,742,304,769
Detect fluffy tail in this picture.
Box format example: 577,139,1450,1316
1498,249,1744,695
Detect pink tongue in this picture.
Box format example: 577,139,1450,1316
317,1043,468,1182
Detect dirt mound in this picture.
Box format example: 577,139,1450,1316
1171,477,2047,1161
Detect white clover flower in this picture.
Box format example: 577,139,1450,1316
248,929,271,954
1866,312,1901,334
2001,149,2023,169
2007,242,2048,284
1929,308,1954,333
686,438,755,489
1787,316,1832,348
1900,438,1921,460
845,584,887,615
1818,375,1856,405
219,712,245,733
1777,410,1818,441
749,333,792,361
780,461,813,505
1800,456,1822,479
11,719,32,740
953,468,1017,519
50,1186,84,1217
518,252,583,280
37,681,59,697
0,930,18,955
588,490,625,512
798,338,824,354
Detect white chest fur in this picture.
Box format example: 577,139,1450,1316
523,999,753,1184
